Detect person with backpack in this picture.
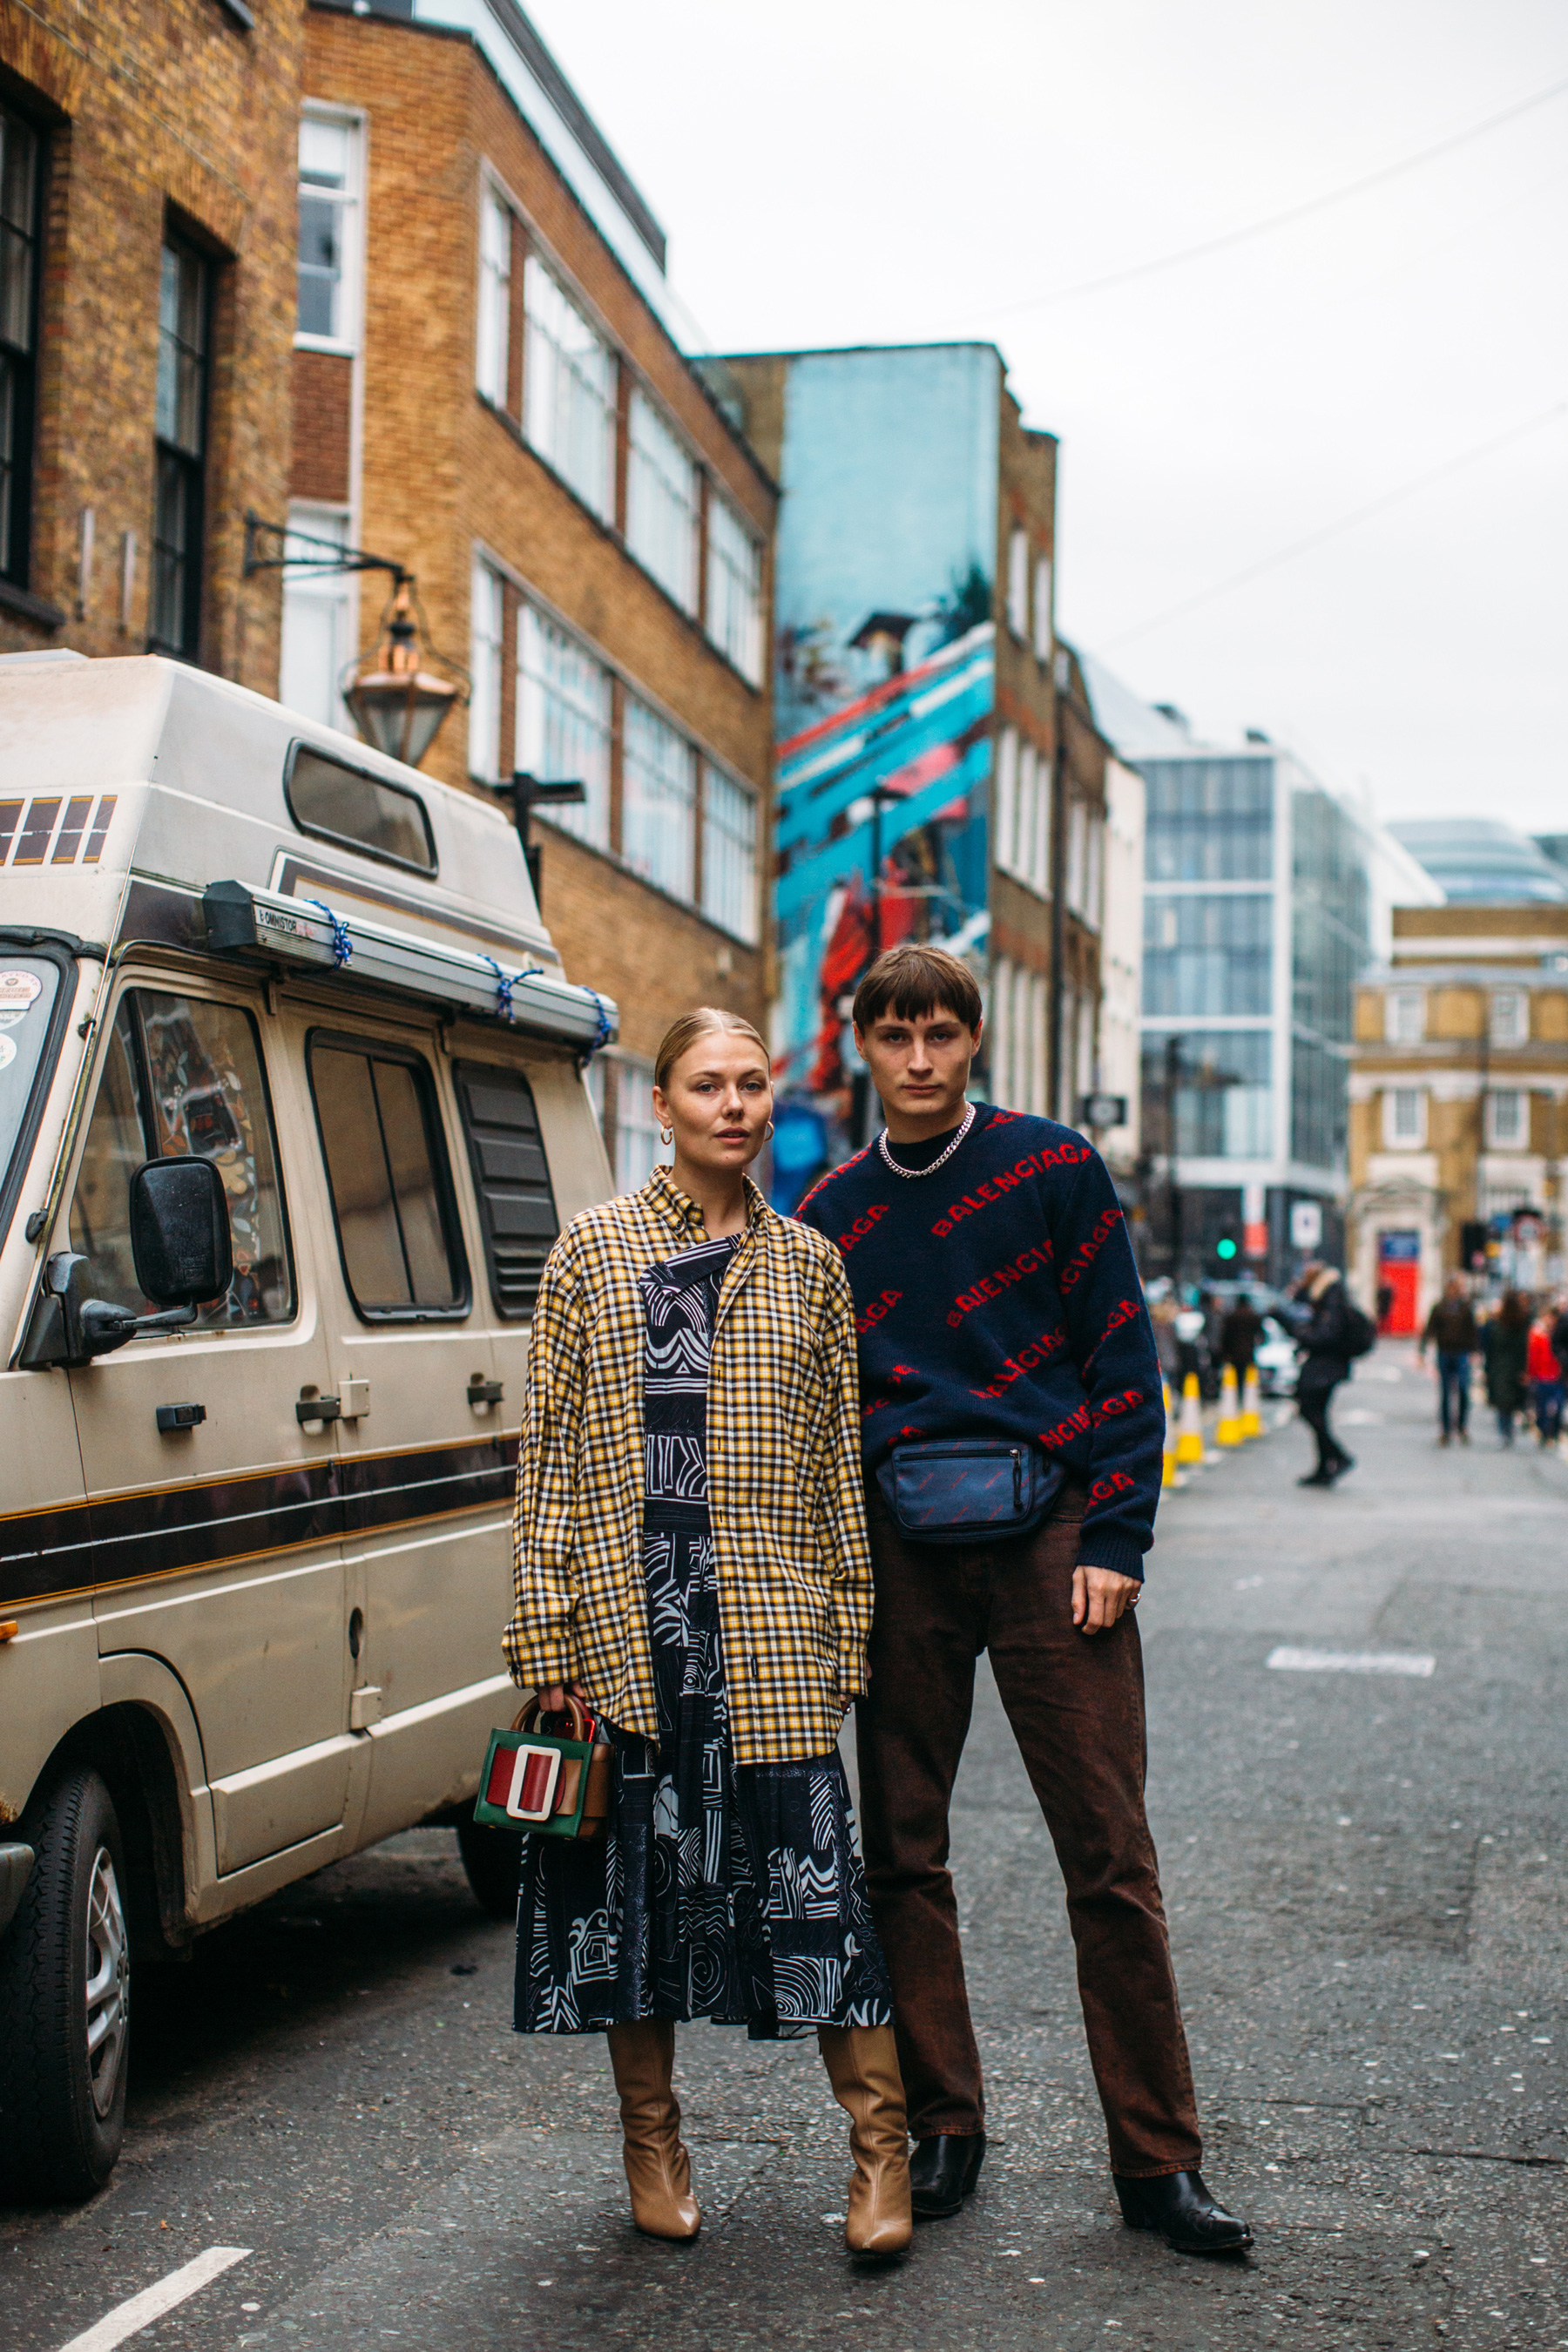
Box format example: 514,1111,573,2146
1289,1262,1371,1486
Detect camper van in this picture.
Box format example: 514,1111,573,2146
0,652,617,2200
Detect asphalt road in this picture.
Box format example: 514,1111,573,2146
5,1340,1565,2352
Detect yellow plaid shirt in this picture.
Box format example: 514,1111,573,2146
504,1164,874,1763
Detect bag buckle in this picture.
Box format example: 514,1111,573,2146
503,1742,563,1823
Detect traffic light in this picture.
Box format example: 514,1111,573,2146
1215,1216,1240,1265
1216,1236,1238,1260
1459,1220,1488,1271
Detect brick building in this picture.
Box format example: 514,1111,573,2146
287,0,776,1183
718,342,1104,1200
1348,904,1568,1328
0,0,299,683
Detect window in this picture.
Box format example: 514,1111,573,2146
993,728,1017,875
626,388,698,612
1032,555,1052,661
280,504,353,730
1006,527,1029,638
1291,1033,1348,1170
453,1060,558,1317
988,956,1011,1106
1066,794,1087,914
523,254,615,520
309,1036,467,1316
1085,814,1104,929
296,111,360,348
1143,893,1273,1018
623,695,696,899
151,240,211,659
70,991,293,1327
469,558,505,783
612,1053,666,1193
476,183,511,408
1031,970,1049,1117
1490,989,1528,1046
1011,962,1032,1112
1486,1089,1527,1151
701,765,759,943
0,950,65,1239
285,742,436,874
706,491,763,683
1143,757,1274,883
1383,1087,1426,1149
0,100,41,588
1021,743,1049,895
1386,988,1424,1044
516,604,612,850
1143,1029,1273,1159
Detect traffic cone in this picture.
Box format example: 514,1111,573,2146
1175,1370,1206,1466
1216,1362,1242,1446
1240,1364,1262,1440
1161,1381,1178,1487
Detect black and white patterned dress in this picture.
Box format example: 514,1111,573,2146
514,1233,893,2038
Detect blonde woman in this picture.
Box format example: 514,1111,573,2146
504,1009,910,2259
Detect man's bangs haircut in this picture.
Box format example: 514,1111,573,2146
853,944,983,1036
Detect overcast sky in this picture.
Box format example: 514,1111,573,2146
527,0,1567,832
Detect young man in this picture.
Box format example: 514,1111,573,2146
797,943,1249,2257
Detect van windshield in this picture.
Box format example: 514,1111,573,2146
0,956,63,1218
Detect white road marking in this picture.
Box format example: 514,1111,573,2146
1267,1646,1435,1677
55,2247,251,2352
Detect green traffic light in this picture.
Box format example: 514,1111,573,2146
1216,1237,1238,1260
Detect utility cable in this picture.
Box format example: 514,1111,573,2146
1100,400,1568,650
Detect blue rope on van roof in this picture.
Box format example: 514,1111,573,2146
583,990,613,1057
482,953,542,1022
308,899,353,968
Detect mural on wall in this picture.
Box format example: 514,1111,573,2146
765,347,1002,1208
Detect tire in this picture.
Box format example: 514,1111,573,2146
456,1815,524,1923
0,1767,131,2200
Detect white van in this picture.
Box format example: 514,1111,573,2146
0,652,616,2200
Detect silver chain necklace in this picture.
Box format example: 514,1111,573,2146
878,1103,976,1179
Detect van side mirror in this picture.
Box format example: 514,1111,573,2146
18,1159,234,1369
130,1157,233,1308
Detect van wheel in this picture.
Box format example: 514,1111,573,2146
0,1767,131,2200
456,1815,524,1922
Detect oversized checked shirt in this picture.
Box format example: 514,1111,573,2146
505,1165,874,1762
796,1105,1165,1582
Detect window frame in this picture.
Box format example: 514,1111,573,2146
0,934,74,1247
1484,1087,1528,1152
699,760,759,943
1490,988,1528,1047
283,737,437,876
1385,987,1425,1044
69,977,299,1330
704,488,764,686
306,1028,472,1324
294,103,365,357
625,382,700,614
522,249,616,524
1382,1085,1427,1150
475,175,512,410
621,691,697,901
150,234,213,661
1006,526,1029,639
451,1055,559,1321
0,96,44,592
279,501,355,733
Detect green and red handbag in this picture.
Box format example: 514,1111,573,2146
473,1694,613,1840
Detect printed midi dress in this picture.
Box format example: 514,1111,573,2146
514,1232,892,2038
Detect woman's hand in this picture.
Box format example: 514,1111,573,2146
539,1682,590,1717
1072,1565,1141,1634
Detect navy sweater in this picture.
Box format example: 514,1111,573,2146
796,1103,1164,1581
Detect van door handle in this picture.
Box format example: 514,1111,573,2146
297,1394,341,1425
467,1377,504,1408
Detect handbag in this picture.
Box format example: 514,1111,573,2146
875,1437,1064,1546
472,1694,614,1840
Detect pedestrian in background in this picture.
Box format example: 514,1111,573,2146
1148,1284,1182,1389
1291,1262,1355,1486
1482,1290,1532,1447
1421,1274,1479,1447
1525,1304,1565,1446
506,1007,911,2258
799,942,1252,2260
1220,1291,1262,1388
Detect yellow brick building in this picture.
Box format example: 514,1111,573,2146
1348,905,1568,1331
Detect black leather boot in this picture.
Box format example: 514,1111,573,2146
909,2131,985,2219
1114,2169,1253,2254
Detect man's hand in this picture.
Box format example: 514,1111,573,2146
1072,1565,1141,1634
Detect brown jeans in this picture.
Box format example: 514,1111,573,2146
855,1480,1203,2177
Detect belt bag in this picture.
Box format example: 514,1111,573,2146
472,1695,613,1840
876,1438,1064,1546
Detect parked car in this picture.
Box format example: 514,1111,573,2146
0,652,618,2200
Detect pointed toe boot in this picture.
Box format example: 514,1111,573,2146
818,2024,914,2257
606,2018,701,2240
1114,2169,1253,2255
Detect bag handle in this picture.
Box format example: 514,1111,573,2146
513,1693,594,1741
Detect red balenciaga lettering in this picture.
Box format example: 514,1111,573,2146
856,1288,902,1335
837,1200,889,1254
1088,1470,1137,1503
1039,1402,1092,1449
1083,1296,1143,1367
969,1325,1067,1401
1091,1386,1145,1424
945,1243,1053,1327
931,1143,1091,1236
1058,1205,1124,1292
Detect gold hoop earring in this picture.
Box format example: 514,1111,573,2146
659,1126,673,1147
765,1121,775,1139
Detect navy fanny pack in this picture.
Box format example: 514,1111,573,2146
875,1439,1064,1547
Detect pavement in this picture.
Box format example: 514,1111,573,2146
4,1339,1566,2352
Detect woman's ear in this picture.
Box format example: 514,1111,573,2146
650,1084,669,1132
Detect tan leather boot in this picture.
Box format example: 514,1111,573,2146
817,2024,913,2255
606,2018,700,2240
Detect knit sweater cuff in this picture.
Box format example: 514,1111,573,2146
1077,1531,1147,1583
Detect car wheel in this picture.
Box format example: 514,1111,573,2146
0,1767,131,2200
456,1814,524,1923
